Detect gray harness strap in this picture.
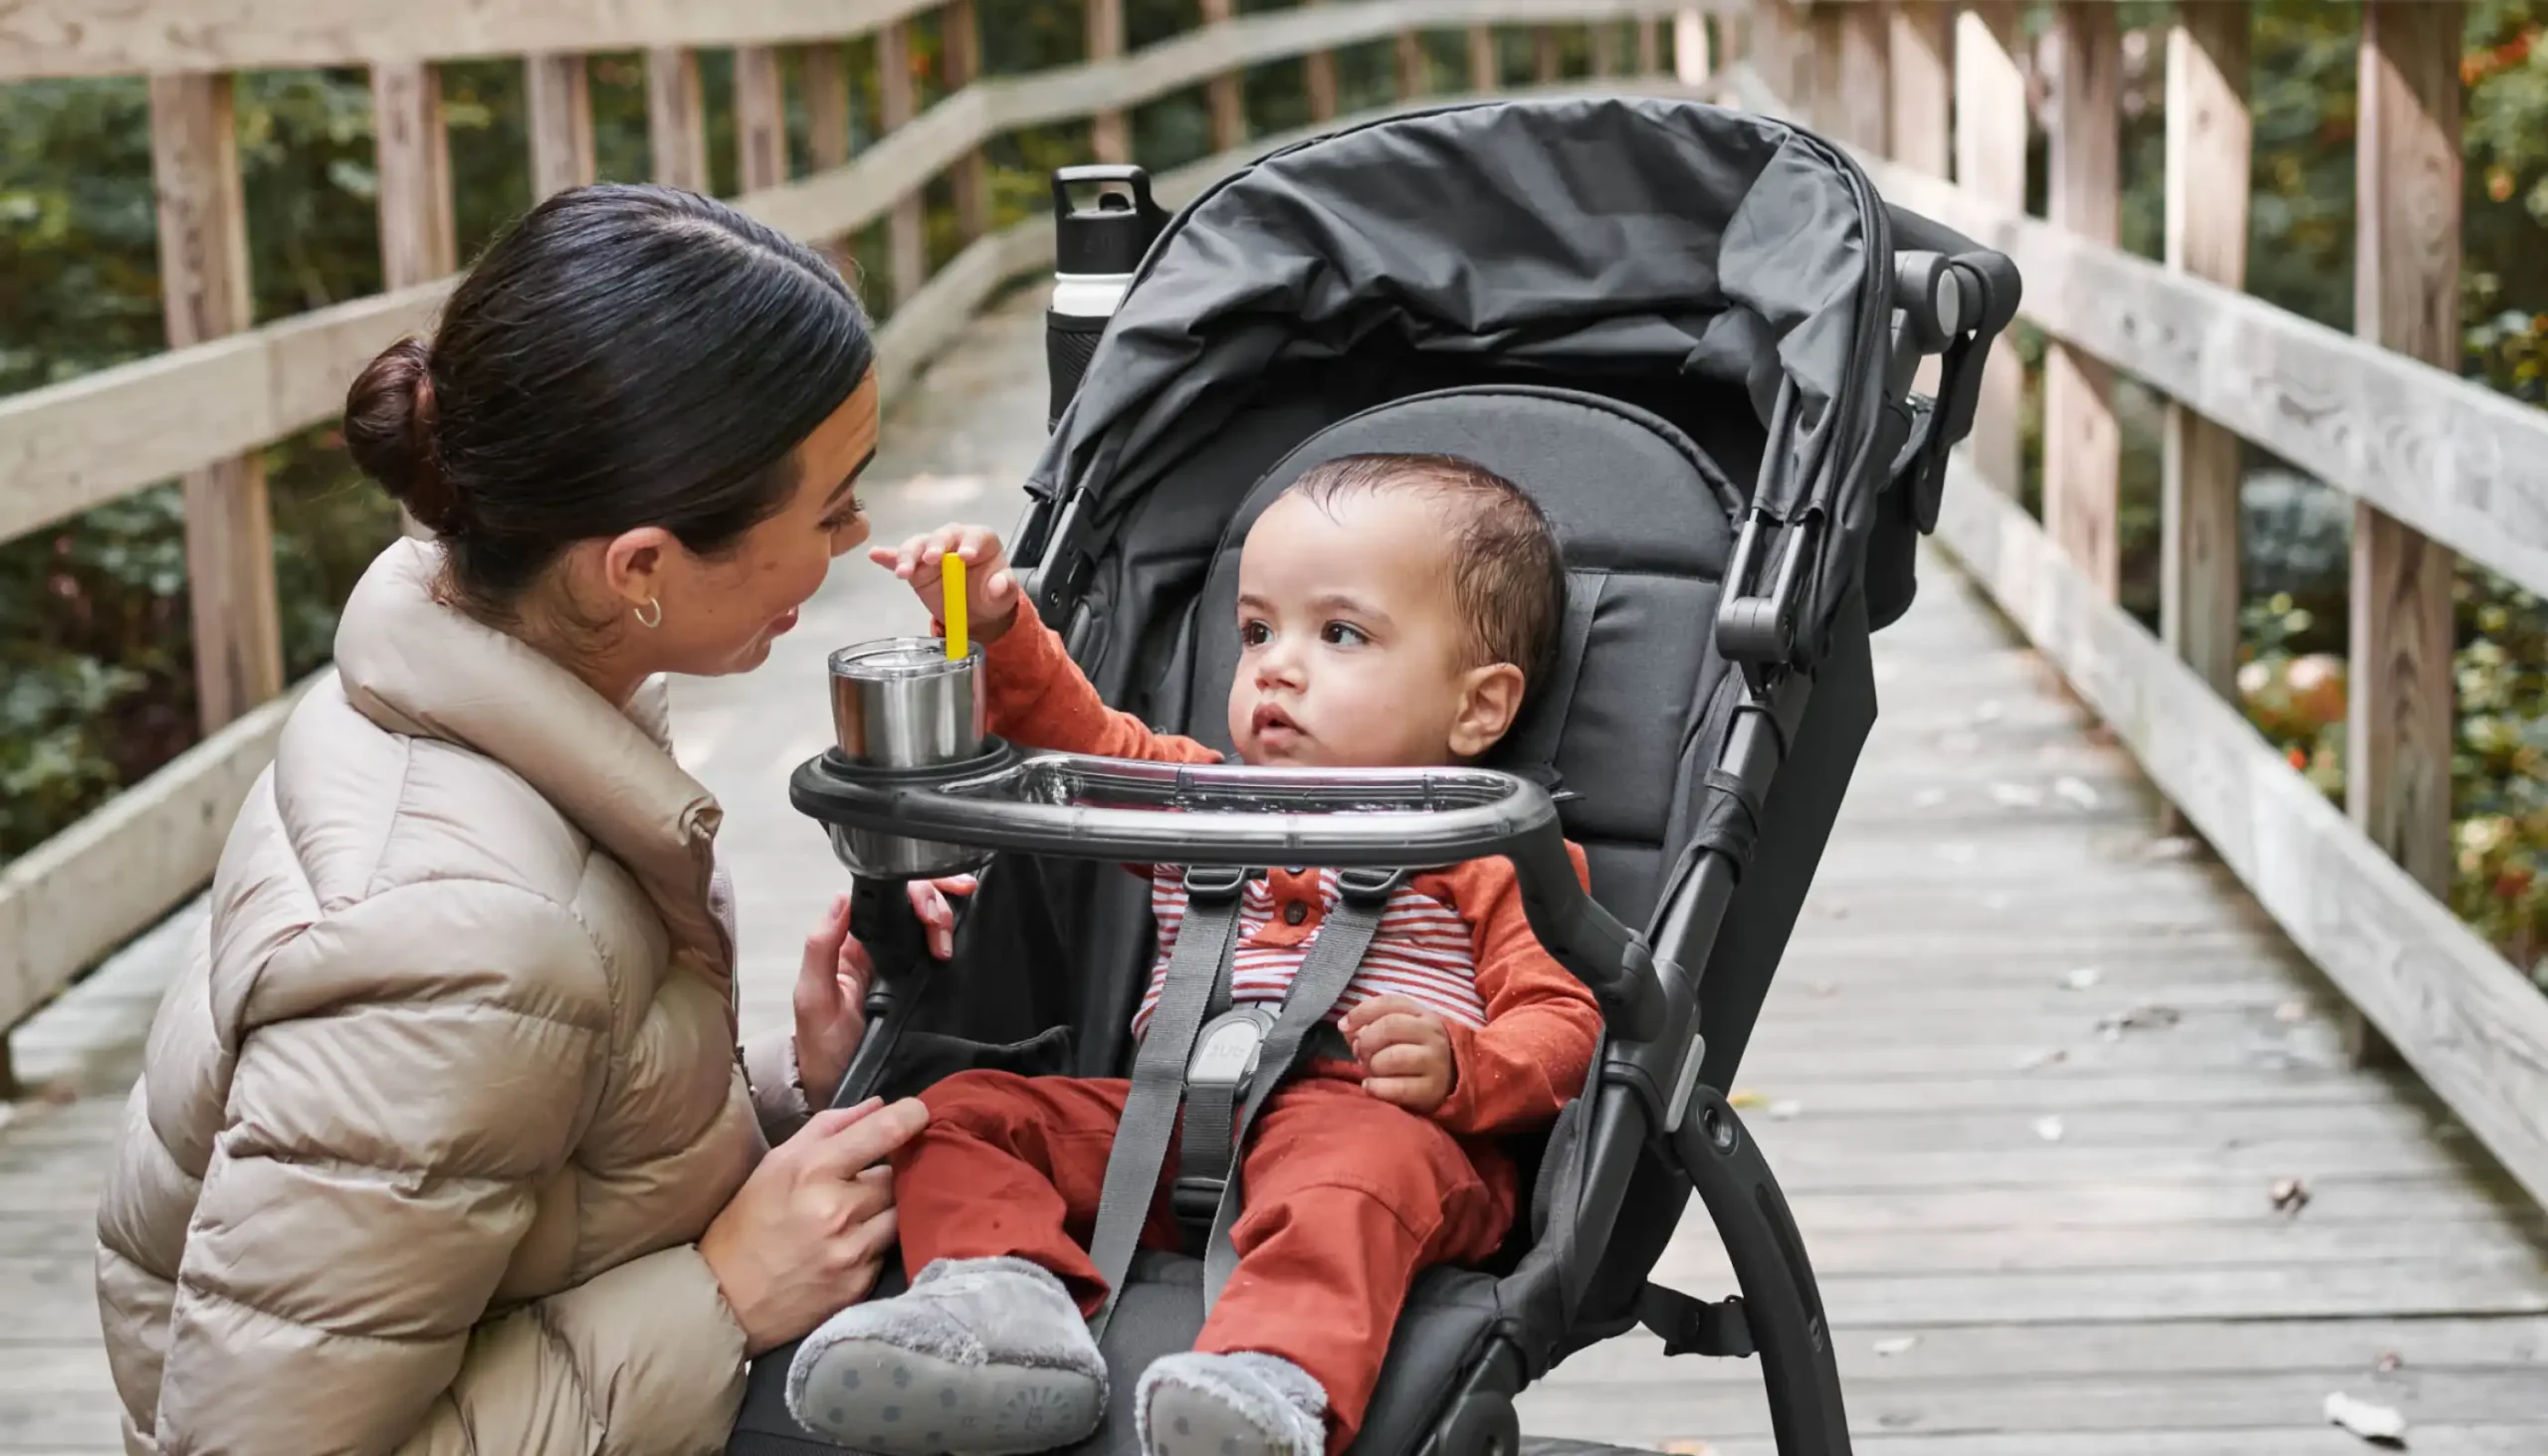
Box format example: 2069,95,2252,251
1085,866,1250,1339
1194,868,1406,1315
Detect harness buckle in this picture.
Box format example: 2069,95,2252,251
1171,1005,1276,1226
1181,864,1254,901
1334,866,1410,905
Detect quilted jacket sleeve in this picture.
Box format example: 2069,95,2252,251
150,881,749,1456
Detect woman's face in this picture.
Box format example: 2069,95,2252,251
593,372,882,687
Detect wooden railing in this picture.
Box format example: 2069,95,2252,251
1720,0,2548,1209
0,2,1703,1074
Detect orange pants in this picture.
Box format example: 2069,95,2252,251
895,1066,1516,1451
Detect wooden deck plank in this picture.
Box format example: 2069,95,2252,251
6,286,2547,1454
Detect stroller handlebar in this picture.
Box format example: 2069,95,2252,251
789,745,1666,1038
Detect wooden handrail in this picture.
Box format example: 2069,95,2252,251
1718,58,2548,601
0,0,1681,547
0,0,1695,1041
1723,2,2548,1215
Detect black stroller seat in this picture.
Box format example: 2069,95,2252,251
736,94,2017,1456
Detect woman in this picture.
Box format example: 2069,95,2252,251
93,184,956,1454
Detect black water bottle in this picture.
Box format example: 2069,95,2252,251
1046,164,1168,431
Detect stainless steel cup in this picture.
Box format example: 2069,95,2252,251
829,637,986,766
824,638,991,878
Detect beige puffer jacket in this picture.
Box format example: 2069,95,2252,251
95,538,815,1455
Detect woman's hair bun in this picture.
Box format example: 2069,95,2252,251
344,336,464,533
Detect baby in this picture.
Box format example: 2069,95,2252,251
788,454,1599,1456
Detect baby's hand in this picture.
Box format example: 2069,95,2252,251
870,522,1023,644
1342,995,1456,1117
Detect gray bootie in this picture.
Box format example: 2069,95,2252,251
785,1256,1108,1456
1135,1351,1331,1456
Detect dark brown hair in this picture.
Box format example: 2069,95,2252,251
1284,453,1567,689
343,183,875,613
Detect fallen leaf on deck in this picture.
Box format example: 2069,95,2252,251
1988,780,2044,808
2033,1116,2065,1142
2376,1352,2404,1373
2053,775,2102,809
1768,1100,1805,1121
1660,1442,1717,1455
2271,1176,2311,1216
2275,1000,2309,1023
1872,1336,1920,1356
2062,966,2103,990
40,1078,77,1106
1728,1090,1768,1110
2097,1004,2183,1040
2323,1390,2407,1445
2016,1047,2068,1072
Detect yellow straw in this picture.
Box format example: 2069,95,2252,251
943,553,968,660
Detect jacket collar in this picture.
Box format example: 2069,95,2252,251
332,538,730,959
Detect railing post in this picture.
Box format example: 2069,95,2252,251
2347,0,2464,1061
1592,19,1621,78
1836,0,1890,151
373,63,458,287
1889,0,1950,170
148,72,283,734
735,45,789,193
1674,8,1713,84
1396,28,1429,98
803,45,851,172
1089,0,1129,162
526,54,596,200
1953,2,2026,494
2161,3,2250,704
879,19,927,306
945,2,990,241
1639,13,1665,76
1469,26,1499,92
2044,3,2122,596
1305,0,1340,122
1805,3,1842,134
1534,25,1561,84
647,48,711,191
1201,0,1250,149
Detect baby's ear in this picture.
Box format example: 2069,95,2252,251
1447,662,1529,759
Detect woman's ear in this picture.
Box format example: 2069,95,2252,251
1447,662,1529,759
598,525,682,612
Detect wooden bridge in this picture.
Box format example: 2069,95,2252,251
5,2,2548,1451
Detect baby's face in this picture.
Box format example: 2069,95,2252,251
1225,488,1521,768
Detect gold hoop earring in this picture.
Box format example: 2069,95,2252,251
634,597,662,629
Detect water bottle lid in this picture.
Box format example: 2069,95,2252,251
1053,165,1169,279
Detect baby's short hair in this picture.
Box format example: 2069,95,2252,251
1282,453,1566,690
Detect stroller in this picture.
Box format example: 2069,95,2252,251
733,95,2018,1456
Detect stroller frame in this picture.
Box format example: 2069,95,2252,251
770,96,2018,1456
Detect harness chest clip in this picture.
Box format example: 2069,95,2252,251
1171,1004,1276,1223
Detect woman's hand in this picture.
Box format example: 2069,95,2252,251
700,1097,930,1354
1342,995,1458,1117
870,523,1023,643
794,877,975,1108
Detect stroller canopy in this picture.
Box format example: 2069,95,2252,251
1028,96,1893,652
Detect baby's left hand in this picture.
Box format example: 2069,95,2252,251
1341,995,1456,1117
